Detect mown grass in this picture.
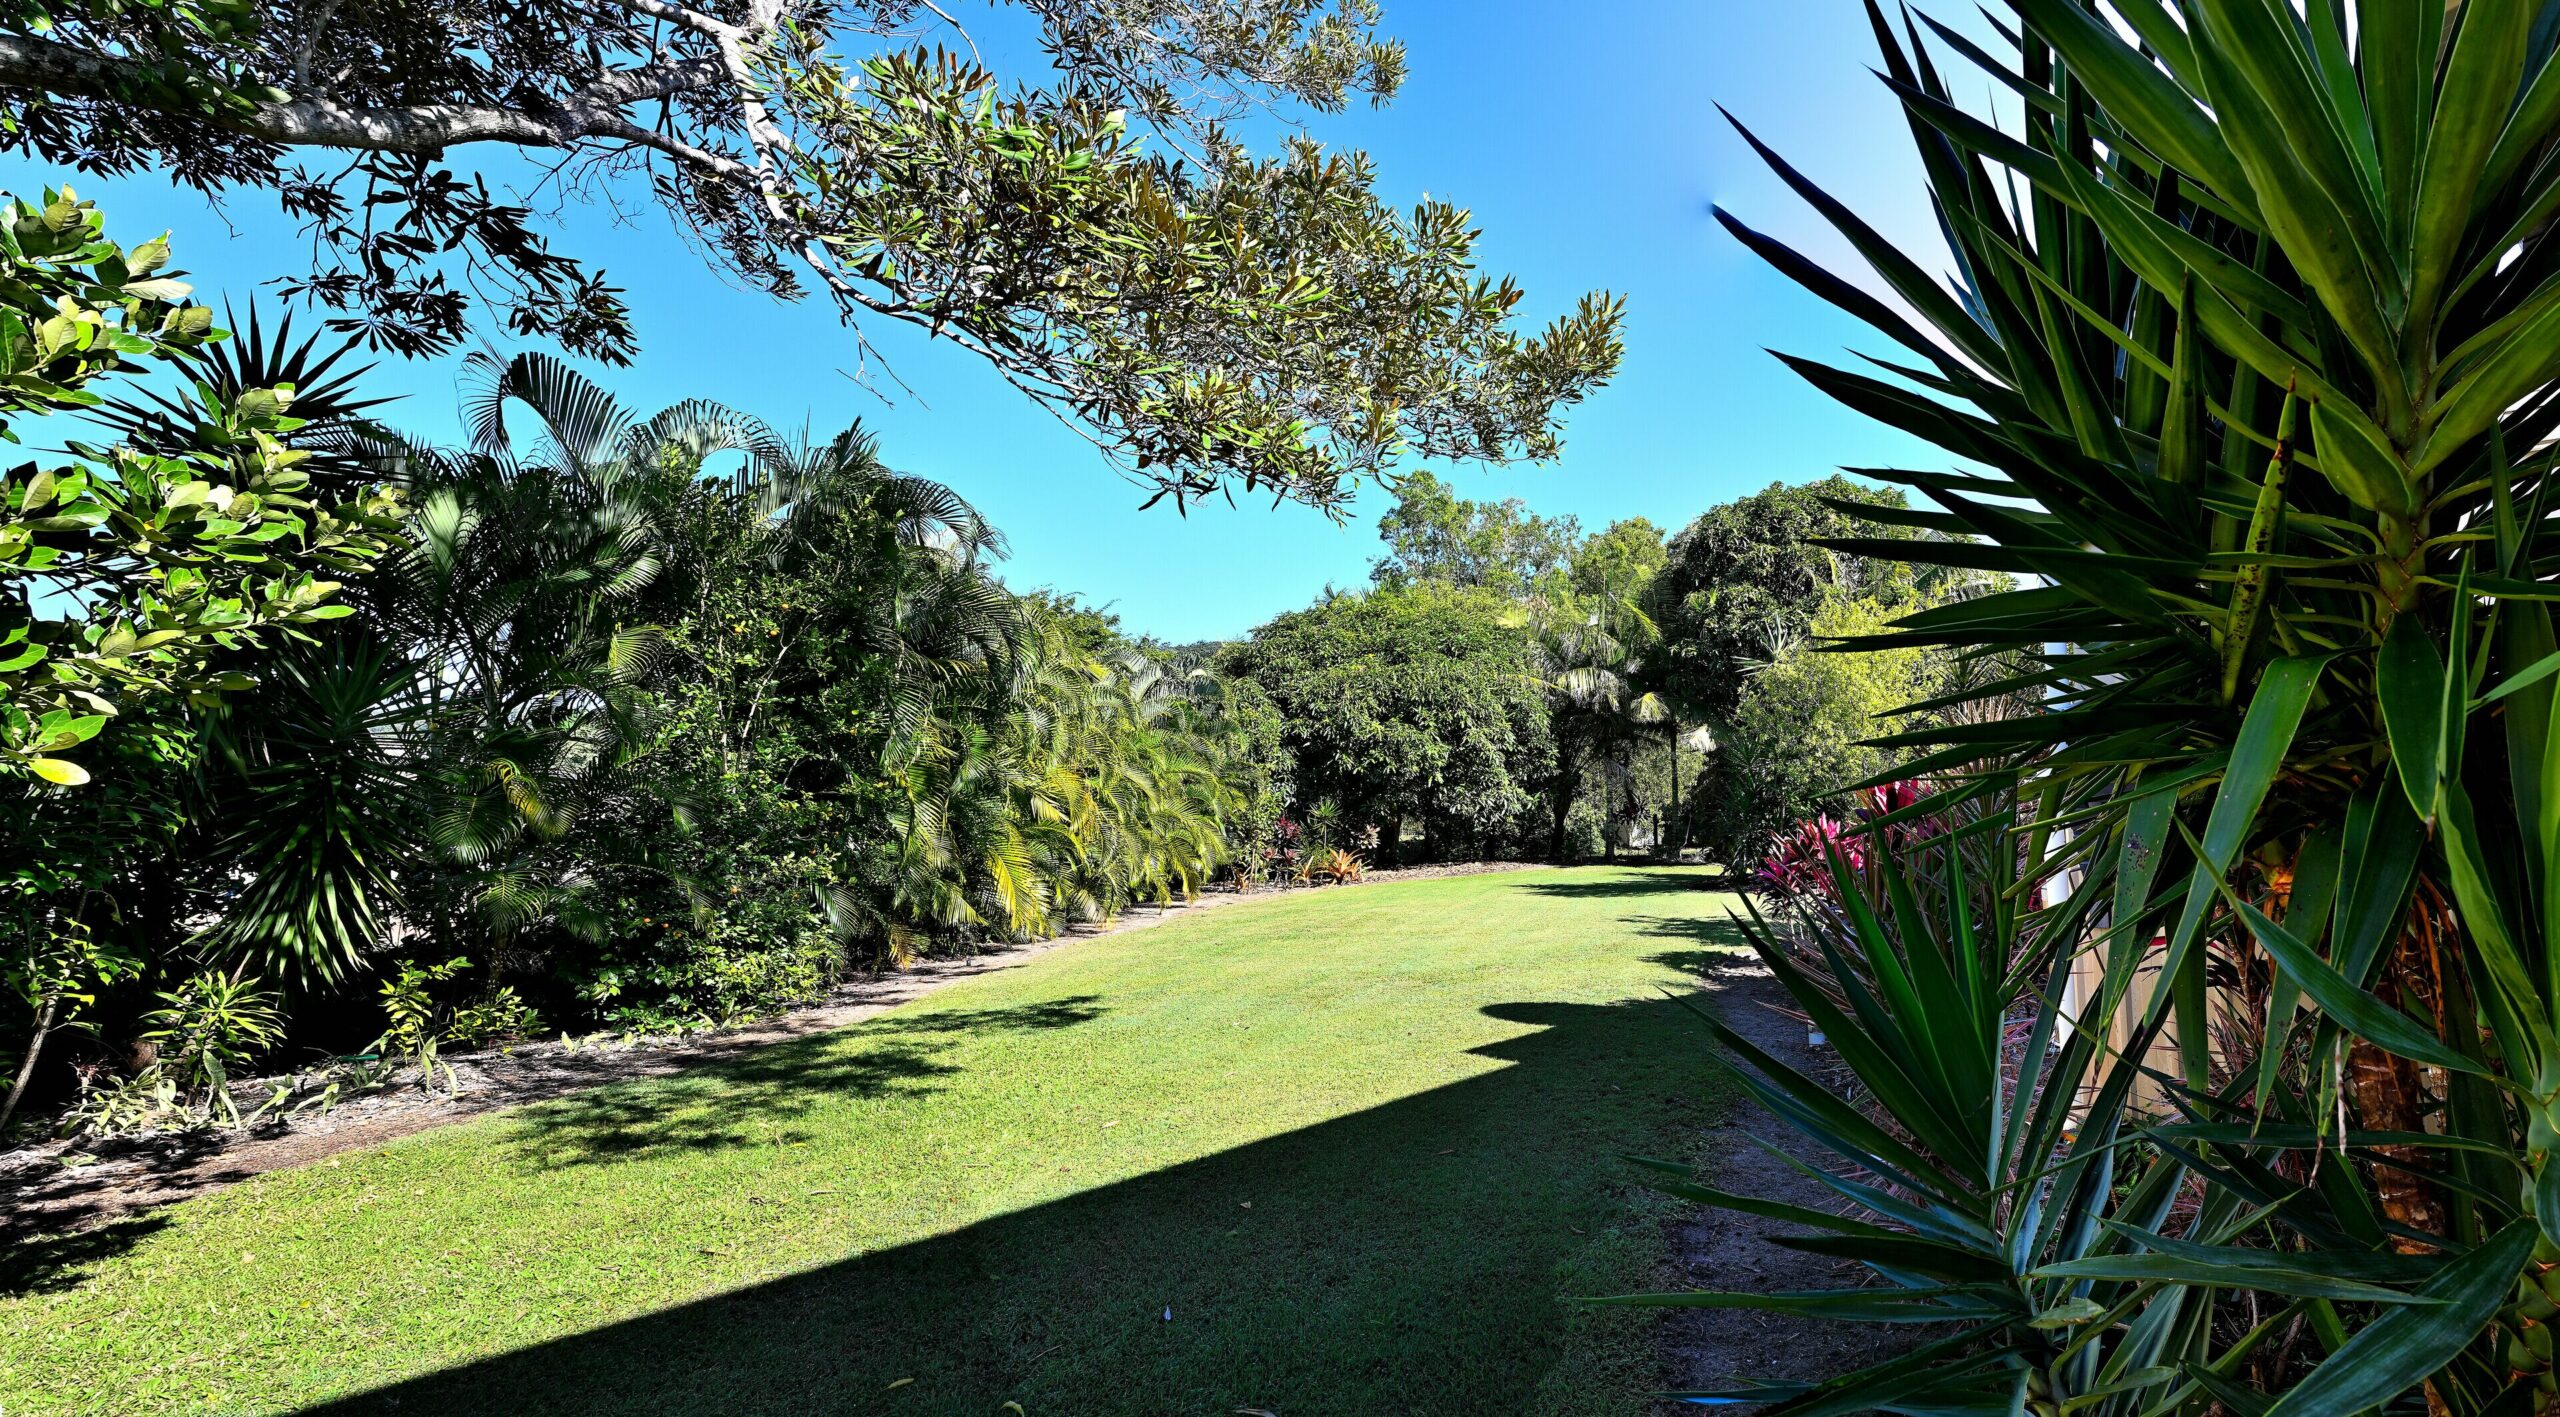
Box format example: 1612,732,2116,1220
3,866,1742,1416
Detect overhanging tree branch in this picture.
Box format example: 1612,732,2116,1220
0,0,1621,508
0,33,725,153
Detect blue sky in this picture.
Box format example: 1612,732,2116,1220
2,1,1971,643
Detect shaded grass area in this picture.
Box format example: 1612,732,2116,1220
2,867,1744,1416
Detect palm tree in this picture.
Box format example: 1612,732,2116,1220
146,346,1266,1026
200,353,764,974
879,602,1246,945
1521,577,1667,859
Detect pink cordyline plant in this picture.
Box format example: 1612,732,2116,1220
1755,815,1866,896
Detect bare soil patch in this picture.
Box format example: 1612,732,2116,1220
1,861,1546,1240
1653,948,1915,1405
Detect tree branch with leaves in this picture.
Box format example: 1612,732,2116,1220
0,186,401,784
0,0,1623,510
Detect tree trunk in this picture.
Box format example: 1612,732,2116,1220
1548,756,1579,863
1,989,60,1136
2353,903,2453,1254
1670,761,1700,864
2348,1036,2447,1253
1664,727,1681,864
1602,746,1625,863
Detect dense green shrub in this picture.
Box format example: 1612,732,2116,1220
1560,802,1606,862
577,905,839,1035
1221,583,1554,861
1692,596,1935,866
4,337,1281,1134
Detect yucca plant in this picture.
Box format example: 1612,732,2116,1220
1625,812,2536,1414
1632,0,2560,1410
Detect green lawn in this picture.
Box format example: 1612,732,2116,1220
3,867,1741,1416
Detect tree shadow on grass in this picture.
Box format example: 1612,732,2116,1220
296,991,1724,1417
504,996,1108,1172
1514,870,1734,900
0,1210,174,1298
876,998,1108,1034
1,1124,280,1295
1623,910,1750,946
2,999,1117,1294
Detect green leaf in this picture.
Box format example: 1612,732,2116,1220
2308,398,2418,517
2264,1222,2537,1417
2033,1252,2441,1305
1681,989,1958,1202
2419,289,2560,471
2184,0,2403,406
2363,0,2440,245
2015,0,2255,207
2437,777,2553,1060
1721,115,2008,375
2150,1123,2522,1169
1627,1166,1899,1241
1775,1233,2013,1286
2409,0,2535,333
2335,778,2425,985
2159,277,2209,486
2378,615,2446,819
2503,22,2560,178
1713,208,1964,378
2478,644,2560,707
2203,858,2494,1080
1584,1286,1989,1320
2030,1296,2108,1330
2105,0,2206,95
2043,156,2317,331
26,756,87,785
2158,656,2324,1002
2182,1361,2276,1417
2537,1158,2560,1251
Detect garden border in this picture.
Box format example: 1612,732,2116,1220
2,862,1549,1238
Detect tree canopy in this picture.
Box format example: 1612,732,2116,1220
1689,595,1930,865
0,0,1623,511
1644,475,1918,722
0,187,400,784
1367,469,1584,597
1568,514,1667,603
1218,582,1549,855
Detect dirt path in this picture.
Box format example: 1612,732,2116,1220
1654,950,1901,1404
3,863,1546,1239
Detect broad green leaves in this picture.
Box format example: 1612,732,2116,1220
0,188,400,784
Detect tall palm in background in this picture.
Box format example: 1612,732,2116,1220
1054,646,1245,909
1523,573,1669,857
882,603,1245,946
399,355,685,945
